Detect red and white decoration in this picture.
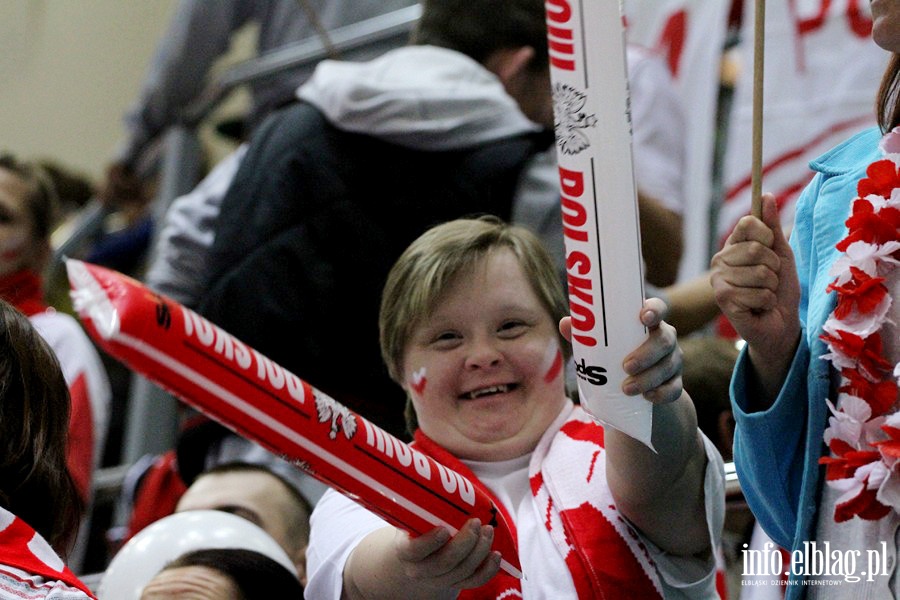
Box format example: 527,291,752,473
819,126,900,522
0,506,96,598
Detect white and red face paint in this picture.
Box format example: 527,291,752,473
540,340,563,384
408,367,427,397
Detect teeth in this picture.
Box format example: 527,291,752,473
468,385,509,399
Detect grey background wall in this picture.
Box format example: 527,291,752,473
0,0,250,184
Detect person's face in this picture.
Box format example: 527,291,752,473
871,0,900,53
401,249,567,461
0,168,41,277
140,565,242,600
175,471,306,568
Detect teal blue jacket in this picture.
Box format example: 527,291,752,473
731,127,883,596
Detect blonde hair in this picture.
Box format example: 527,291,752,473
379,216,569,431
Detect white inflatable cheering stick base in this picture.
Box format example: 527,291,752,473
546,0,654,449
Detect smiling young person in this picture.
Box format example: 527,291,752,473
305,216,725,599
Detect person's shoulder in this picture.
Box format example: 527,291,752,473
29,310,88,345
0,565,94,599
809,126,883,175
29,310,104,372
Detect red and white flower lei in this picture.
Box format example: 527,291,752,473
819,126,900,523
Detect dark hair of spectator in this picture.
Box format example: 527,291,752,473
0,299,82,552
166,547,304,598
412,0,549,72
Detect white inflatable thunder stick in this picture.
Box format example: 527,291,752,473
545,0,653,448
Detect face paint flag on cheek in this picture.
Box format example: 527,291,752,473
66,260,522,579
541,341,563,384
409,367,427,397
546,0,654,449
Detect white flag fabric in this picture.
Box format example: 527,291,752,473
625,0,731,281
718,0,886,247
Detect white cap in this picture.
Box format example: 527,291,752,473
97,510,295,600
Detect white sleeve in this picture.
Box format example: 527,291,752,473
143,145,247,307
627,45,687,215
644,433,726,600
304,488,390,600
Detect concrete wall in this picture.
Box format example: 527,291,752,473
0,0,249,184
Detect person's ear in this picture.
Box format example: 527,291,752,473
484,46,536,88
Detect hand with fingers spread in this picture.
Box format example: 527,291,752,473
342,519,500,600
710,193,801,404
396,520,500,590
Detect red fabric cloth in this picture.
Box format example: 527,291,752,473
65,373,93,505
0,270,47,316
123,450,187,543
0,507,97,598
414,416,663,600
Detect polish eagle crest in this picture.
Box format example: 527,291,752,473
315,391,358,440
553,82,597,155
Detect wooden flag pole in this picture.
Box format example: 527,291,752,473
751,0,765,218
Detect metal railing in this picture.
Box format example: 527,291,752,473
51,6,422,570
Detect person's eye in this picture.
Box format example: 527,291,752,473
431,330,462,347
498,320,528,337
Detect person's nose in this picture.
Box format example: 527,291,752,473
464,335,502,370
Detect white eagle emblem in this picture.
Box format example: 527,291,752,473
314,391,358,440
553,82,597,155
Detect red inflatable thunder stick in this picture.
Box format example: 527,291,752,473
66,259,521,579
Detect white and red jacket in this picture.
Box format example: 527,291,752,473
0,271,111,503
0,506,96,599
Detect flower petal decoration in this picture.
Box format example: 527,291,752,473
878,126,900,155
829,241,900,281
820,329,893,382
838,199,900,251
830,474,892,522
876,470,900,513
827,267,890,325
821,127,900,525
858,159,900,199
823,396,873,450
840,368,898,416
